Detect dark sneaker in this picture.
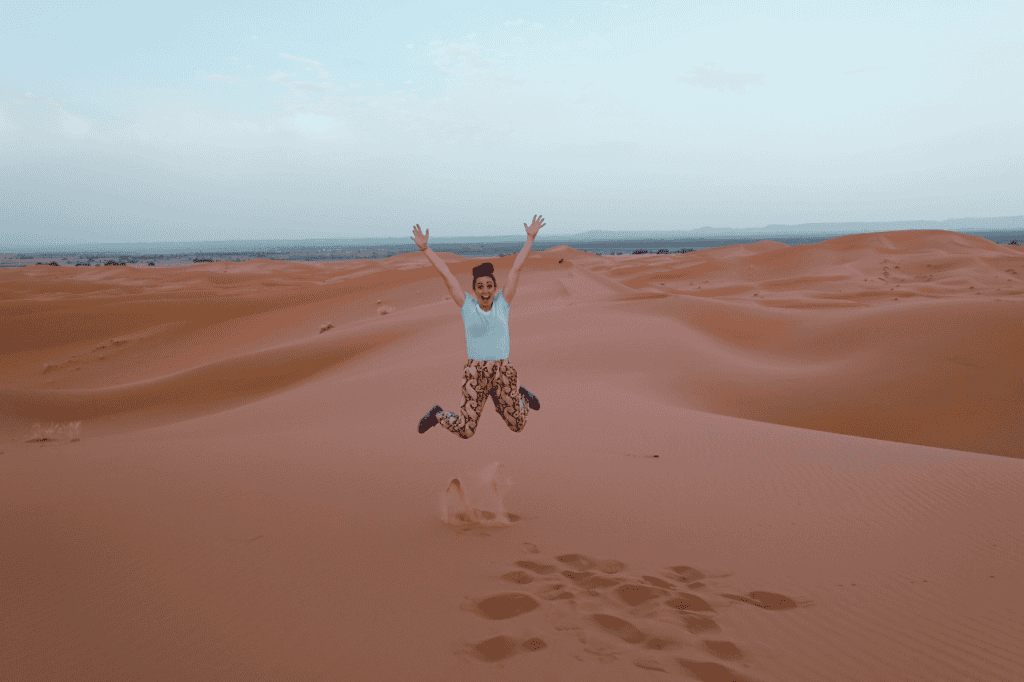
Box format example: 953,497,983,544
419,405,444,433
518,386,540,411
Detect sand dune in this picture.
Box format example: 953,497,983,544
1,229,1022,681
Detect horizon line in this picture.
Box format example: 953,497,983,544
4,216,1023,249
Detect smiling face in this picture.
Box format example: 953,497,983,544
473,276,497,309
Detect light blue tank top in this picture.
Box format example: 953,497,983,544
461,290,510,360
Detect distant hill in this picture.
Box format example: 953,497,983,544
559,216,1024,241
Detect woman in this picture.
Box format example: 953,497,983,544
412,215,544,438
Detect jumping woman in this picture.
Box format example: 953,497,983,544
413,215,544,437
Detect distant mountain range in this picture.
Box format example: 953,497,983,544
557,216,1024,241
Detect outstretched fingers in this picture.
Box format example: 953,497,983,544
412,224,429,247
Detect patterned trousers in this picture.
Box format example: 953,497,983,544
437,358,529,438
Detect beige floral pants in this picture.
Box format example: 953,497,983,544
437,358,529,438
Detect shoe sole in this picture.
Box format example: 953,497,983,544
519,388,540,411
419,405,442,433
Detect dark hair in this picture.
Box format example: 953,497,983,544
472,262,496,290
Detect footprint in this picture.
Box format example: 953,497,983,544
721,591,798,610
591,614,647,644
590,614,680,652
520,637,546,652
668,565,707,583
537,584,575,601
467,635,547,662
680,613,721,635
644,637,674,651
703,639,743,661
642,575,675,589
516,560,558,575
665,593,716,613
500,570,534,585
561,570,622,590
615,583,668,607
469,635,517,662
675,658,758,682
634,658,669,672
555,553,595,571
556,553,626,574
466,593,540,620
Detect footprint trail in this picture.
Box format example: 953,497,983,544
456,543,813,679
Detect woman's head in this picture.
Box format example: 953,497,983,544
472,262,497,305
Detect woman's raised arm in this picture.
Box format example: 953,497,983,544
412,224,464,307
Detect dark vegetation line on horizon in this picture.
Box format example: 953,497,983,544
3,227,1023,267
5,214,1024,253
3,247,703,268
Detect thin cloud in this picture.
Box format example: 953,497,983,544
678,65,765,94
268,71,336,94
280,53,324,67
279,53,333,82
269,54,339,96
205,74,240,85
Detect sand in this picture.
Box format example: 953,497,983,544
1,228,1022,681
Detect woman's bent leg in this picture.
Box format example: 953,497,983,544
438,360,493,438
492,359,528,432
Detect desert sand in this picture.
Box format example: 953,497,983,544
1,228,1023,681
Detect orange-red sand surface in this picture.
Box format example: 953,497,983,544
2,229,1023,681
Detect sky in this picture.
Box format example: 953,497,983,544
1,0,1023,246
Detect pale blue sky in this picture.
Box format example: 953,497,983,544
2,0,1023,246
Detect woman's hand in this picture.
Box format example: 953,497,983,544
525,215,545,238
412,224,429,250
